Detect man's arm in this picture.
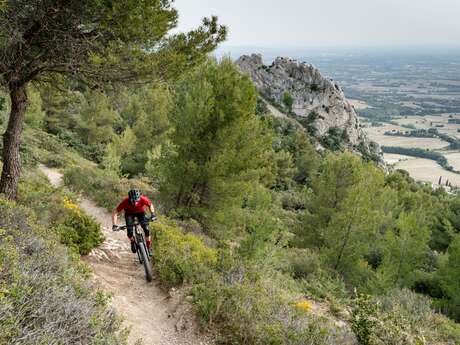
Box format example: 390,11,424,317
113,199,126,227
112,210,118,226
143,195,155,216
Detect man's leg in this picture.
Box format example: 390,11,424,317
137,212,152,250
125,213,137,253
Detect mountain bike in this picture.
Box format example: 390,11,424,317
114,215,156,282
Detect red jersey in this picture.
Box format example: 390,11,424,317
116,195,152,214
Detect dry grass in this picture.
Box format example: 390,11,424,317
394,157,460,187
0,199,127,345
365,123,449,149
383,153,416,165
444,151,460,171
348,99,371,110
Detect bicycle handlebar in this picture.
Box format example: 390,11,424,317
113,215,157,231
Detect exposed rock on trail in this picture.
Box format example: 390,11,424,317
39,165,212,345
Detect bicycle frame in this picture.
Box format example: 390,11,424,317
116,216,156,281
133,222,147,263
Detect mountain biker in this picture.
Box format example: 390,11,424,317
112,189,156,254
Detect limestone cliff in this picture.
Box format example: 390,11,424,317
236,54,381,159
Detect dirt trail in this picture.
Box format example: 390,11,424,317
39,165,212,345
263,99,286,118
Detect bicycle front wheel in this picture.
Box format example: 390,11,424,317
139,242,153,282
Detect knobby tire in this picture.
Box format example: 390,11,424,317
139,242,153,282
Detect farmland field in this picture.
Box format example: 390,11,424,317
394,157,460,187
349,99,371,110
383,153,416,165
364,123,450,149
393,114,460,139
250,49,460,188
363,120,460,186
445,151,460,171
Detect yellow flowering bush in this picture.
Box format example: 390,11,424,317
295,300,313,313
151,222,217,287
17,170,103,256
56,197,103,255
63,197,81,215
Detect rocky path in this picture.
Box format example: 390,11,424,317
263,99,287,118
39,165,212,345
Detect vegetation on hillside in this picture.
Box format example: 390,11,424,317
0,0,226,199
0,191,124,344
1,3,460,344
2,54,460,344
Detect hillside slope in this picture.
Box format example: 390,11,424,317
236,54,381,158
39,166,213,345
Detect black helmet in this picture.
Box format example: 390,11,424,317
128,189,141,204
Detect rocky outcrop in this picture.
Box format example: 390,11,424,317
236,54,381,159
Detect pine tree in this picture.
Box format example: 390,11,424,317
321,159,385,281
24,86,45,128
102,127,136,176
301,153,387,283
129,86,172,175
376,212,430,289
0,0,226,199
78,92,120,146
157,58,276,231
302,153,370,248
437,234,460,320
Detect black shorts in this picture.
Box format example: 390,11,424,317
125,212,150,238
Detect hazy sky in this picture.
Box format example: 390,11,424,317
174,0,460,49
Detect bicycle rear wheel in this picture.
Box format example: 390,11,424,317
139,242,153,282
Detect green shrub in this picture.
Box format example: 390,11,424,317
310,83,320,92
63,165,156,210
300,271,350,303
284,247,321,279
149,220,353,344
373,289,460,345
17,168,63,223
0,198,127,345
54,197,104,255
56,128,106,163
297,111,319,136
351,293,378,345
151,222,217,287
320,127,349,151
18,169,103,255
278,190,307,210
282,91,294,113
192,266,354,345
20,128,90,168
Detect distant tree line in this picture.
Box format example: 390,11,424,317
384,128,438,138
384,128,460,150
382,146,459,173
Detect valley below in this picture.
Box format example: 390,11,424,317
290,49,460,188
362,113,460,188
